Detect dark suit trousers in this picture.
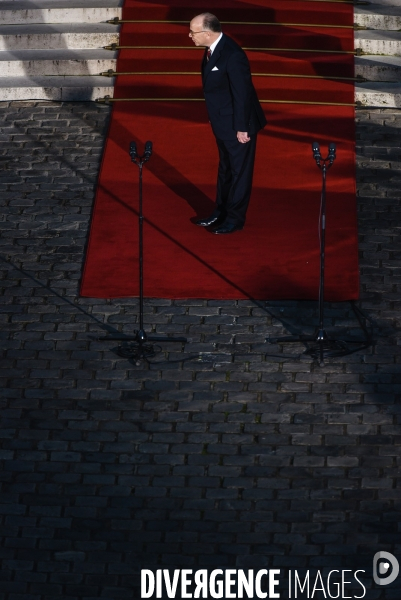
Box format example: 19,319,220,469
214,134,257,226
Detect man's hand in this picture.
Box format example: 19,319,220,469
237,131,250,143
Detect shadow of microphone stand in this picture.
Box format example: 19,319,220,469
98,141,187,364
266,142,373,366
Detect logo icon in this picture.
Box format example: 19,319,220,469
373,552,399,586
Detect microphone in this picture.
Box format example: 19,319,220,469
328,142,336,164
129,141,137,161
312,142,321,163
144,141,153,162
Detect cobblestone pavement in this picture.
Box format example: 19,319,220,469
0,102,400,600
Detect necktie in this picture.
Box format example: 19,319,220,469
207,48,212,62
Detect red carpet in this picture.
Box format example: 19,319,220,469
81,0,358,300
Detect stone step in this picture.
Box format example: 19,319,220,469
355,4,401,30
4,0,397,29
355,55,401,81
0,0,122,25
355,29,401,55
0,76,114,101
368,0,401,5
2,76,399,108
0,24,119,50
0,49,118,76
1,50,399,84
355,81,401,106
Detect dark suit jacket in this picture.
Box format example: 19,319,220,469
202,34,267,141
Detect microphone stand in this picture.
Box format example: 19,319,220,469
266,142,372,366
99,141,187,363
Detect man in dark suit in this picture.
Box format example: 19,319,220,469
189,12,267,234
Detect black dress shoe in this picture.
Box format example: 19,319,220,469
212,222,244,234
195,213,224,227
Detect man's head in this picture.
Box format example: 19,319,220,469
189,13,222,47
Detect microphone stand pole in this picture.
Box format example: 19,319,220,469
267,142,372,366
99,141,187,363
313,142,332,366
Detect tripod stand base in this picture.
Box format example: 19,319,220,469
303,338,349,365
116,340,158,361
99,331,187,363
267,332,369,366
266,302,373,365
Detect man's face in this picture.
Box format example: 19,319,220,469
189,17,210,47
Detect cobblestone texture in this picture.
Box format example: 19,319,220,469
0,102,400,599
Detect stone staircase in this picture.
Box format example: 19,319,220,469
0,0,122,101
0,0,400,106
355,0,401,106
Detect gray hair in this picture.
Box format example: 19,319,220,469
200,13,222,33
